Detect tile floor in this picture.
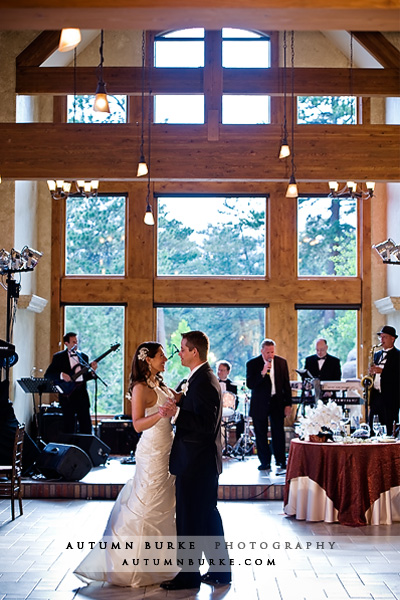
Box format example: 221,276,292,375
0,497,399,600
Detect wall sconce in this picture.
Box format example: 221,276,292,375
58,29,81,52
47,180,99,200
93,30,110,113
373,239,400,265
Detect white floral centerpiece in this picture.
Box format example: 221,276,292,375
296,400,343,442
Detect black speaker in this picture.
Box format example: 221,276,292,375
99,420,140,455
59,434,110,467
40,409,64,443
36,443,92,481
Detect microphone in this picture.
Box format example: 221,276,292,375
70,344,78,355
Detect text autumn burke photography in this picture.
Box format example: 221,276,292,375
64,536,337,572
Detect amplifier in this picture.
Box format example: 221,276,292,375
98,420,140,455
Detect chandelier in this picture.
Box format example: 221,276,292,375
328,181,375,200
47,180,99,200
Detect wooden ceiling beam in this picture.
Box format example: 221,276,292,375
0,123,398,181
16,31,61,67
16,66,400,97
0,2,398,31
352,32,400,68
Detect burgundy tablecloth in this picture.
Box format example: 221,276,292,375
284,438,400,527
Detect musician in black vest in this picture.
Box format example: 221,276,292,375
161,331,230,591
304,339,342,383
368,325,400,435
44,332,98,435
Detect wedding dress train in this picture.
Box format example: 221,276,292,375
74,386,176,587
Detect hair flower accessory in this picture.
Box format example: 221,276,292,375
138,347,149,361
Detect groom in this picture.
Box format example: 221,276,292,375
160,330,231,590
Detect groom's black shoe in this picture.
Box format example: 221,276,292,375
201,571,232,585
160,573,201,590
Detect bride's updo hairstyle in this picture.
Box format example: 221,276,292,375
128,341,167,394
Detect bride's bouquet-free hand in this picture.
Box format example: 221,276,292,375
296,400,343,442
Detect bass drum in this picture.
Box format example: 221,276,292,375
222,391,236,419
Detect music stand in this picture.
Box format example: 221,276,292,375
18,378,62,445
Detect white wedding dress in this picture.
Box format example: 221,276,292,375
74,386,177,587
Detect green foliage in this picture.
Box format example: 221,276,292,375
67,95,127,123
66,195,125,275
297,96,356,124
65,306,125,415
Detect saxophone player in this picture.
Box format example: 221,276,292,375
368,326,400,436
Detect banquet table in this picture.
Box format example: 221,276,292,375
284,438,400,527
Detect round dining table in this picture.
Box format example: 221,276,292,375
284,437,400,527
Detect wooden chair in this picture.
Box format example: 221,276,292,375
0,424,25,520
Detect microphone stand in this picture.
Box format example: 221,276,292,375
75,352,107,434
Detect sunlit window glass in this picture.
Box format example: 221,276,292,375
154,28,205,67
157,306,265,391
67,95,127,123
154,95,204,124
66,195,126,275
297,96,356,124
297,308,358,377
222,29,270,68
65,305,124,415
157,196,266,276
298,196,357,277
222,95,270,124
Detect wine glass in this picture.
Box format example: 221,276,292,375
373,415,381,437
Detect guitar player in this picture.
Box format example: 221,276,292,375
45,332,98,435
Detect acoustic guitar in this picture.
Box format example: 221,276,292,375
58,343,120,396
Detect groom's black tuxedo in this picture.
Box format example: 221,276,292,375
169,362,230,584
45,349,93,435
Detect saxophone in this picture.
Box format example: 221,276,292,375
361,344,383,392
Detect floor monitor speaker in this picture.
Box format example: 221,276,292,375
36,443,92,481
59,434,110,467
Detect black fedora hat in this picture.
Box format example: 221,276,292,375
377,325,398,339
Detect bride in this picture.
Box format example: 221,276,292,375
74,341,178,587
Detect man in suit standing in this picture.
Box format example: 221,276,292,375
246,338,292,475
304,339,342,382
368,325,400,435
161,331,231,591
45,332,97,435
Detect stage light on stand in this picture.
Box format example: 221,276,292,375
58,29,81,53
372,239,400,265
0,246,42,275
21,246,43,269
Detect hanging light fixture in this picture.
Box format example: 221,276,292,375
137,31,149,177
47,180,99,200
327,34,374,199
58,29,81,53
93,30,110,113
286,31,298,198
144,91,155,226
279,31,290,160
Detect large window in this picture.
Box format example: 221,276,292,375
222,95,270,124
298,196,357,277
157,306,265,388
157,196,266,276
297,96,356,125
64,305,125,415
297,308,358,378
154,28,205,68
222,28,270,68
67,95,127,123
66,195,126,275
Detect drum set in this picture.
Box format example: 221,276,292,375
221,387,255,460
